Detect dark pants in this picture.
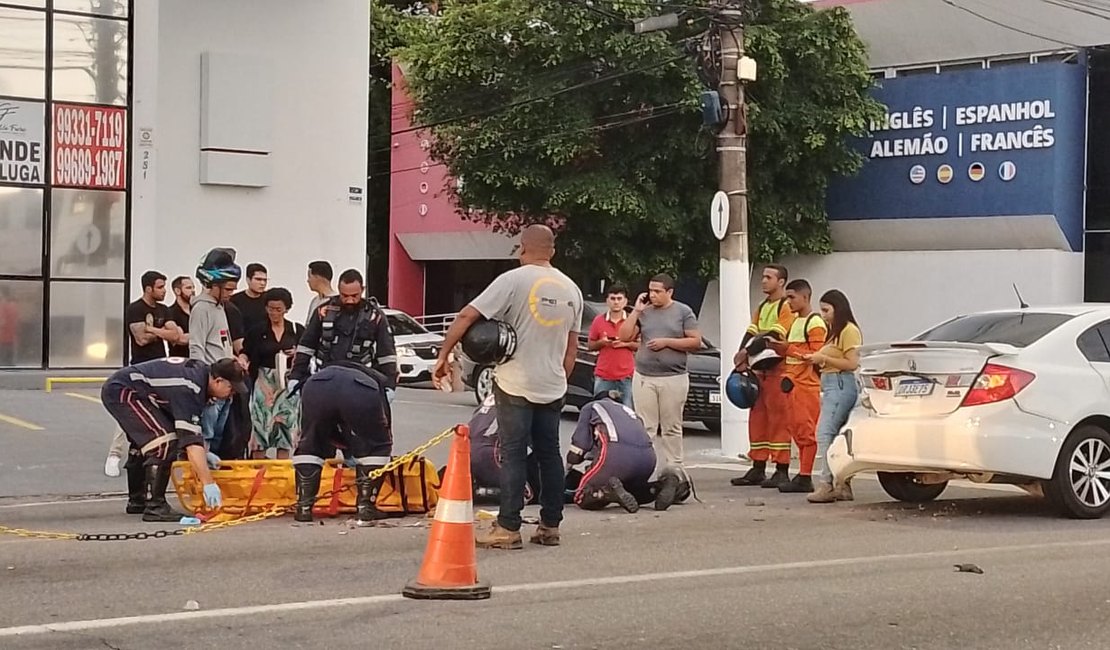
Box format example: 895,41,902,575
493,383,564,532
292,366,392,467
101,384,185,464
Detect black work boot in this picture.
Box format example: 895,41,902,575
730,461,767,486
654,471,680,511
293,464,322,523
355,465,389,525
778,474,814,493
606,477,639,514
125,456,146,514
142,462,185,522
760,464,791,489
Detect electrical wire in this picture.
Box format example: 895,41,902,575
939,0,1081,47
390,52,688,135
370,104,690,180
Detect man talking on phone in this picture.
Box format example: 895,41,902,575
618,273,702,509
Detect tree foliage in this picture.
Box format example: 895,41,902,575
393,0,882,285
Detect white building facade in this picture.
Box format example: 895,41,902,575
0,0,369,369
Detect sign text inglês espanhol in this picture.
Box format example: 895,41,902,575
868,100,1056,159
52,103,127,190
0,100,45,184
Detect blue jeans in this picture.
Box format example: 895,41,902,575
593,376,633,407
201,398,231,453
816,372,859,485
493,383,564,532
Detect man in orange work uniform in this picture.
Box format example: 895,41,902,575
769,279,827,493
731,264,794,488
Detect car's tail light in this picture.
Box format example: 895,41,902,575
863,376,891,390
960,364,1035,407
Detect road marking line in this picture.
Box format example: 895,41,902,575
0,496,125,510
4,537,1110,637
64,392,101,404
0,412,43,431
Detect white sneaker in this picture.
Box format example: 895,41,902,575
104,454,122,477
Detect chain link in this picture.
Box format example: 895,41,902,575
0,426,460,542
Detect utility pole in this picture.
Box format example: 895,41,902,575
715,1,751,460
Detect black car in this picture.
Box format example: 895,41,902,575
460,301,723,431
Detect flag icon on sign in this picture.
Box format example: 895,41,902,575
937,165,953,184
909,165,926,185
999,161,1016,181
968,162,985,182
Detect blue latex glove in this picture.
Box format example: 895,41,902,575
203,483,222,509
385,387,395,404
205,451,221,470
342,455,358,468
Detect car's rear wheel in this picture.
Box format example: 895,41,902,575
472,365,494,405
877,472,947,503
1044,425,1110,519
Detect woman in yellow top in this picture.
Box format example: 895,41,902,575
801,290,862,504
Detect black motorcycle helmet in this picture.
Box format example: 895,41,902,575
461,318,517,365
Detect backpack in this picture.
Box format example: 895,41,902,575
375,456,441,515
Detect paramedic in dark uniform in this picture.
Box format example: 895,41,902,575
565,391,669,513
287,269,399,525
100,357,245,521
468,393,540,505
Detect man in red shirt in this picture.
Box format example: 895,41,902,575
587,285,639,407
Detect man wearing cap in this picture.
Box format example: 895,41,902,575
565,391,672,513
100,357,240,521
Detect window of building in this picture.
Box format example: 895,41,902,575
0,1,130,368
0,7,46,99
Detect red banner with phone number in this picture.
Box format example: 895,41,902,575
52,103,127,190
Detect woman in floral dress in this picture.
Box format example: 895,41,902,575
245,288,304,459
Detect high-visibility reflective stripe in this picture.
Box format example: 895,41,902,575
377,355,397,365
175,420,201,434
434,498,473,524
295,345,315,356
595,404,619,442
568,444,585,456
140,433,177,454
354,456,390,466
292,455,325,466
128,374,202,394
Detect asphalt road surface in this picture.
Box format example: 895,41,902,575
2,385,1109,649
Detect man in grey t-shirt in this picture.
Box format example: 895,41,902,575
434,225,583,550
619,273,701,506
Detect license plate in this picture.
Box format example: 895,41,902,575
894,379,934,397
709,391,721,404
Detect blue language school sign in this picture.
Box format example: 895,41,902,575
825,60,1087,251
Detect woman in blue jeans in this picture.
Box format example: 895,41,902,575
801,290,862,504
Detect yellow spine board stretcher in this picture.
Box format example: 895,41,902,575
171,459,359,523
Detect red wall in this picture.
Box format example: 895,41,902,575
387,64,489,316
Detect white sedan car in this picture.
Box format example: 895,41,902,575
382,308,444,384
827,305,1110,519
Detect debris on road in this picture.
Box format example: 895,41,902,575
183,600,200,611
954,563,984,574
745,499,764,507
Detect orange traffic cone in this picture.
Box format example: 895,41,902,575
402,424,491,600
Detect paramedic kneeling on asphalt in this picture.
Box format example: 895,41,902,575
287,269,399,525
434,224,584,550
100,358,245,521
566,391,675,513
